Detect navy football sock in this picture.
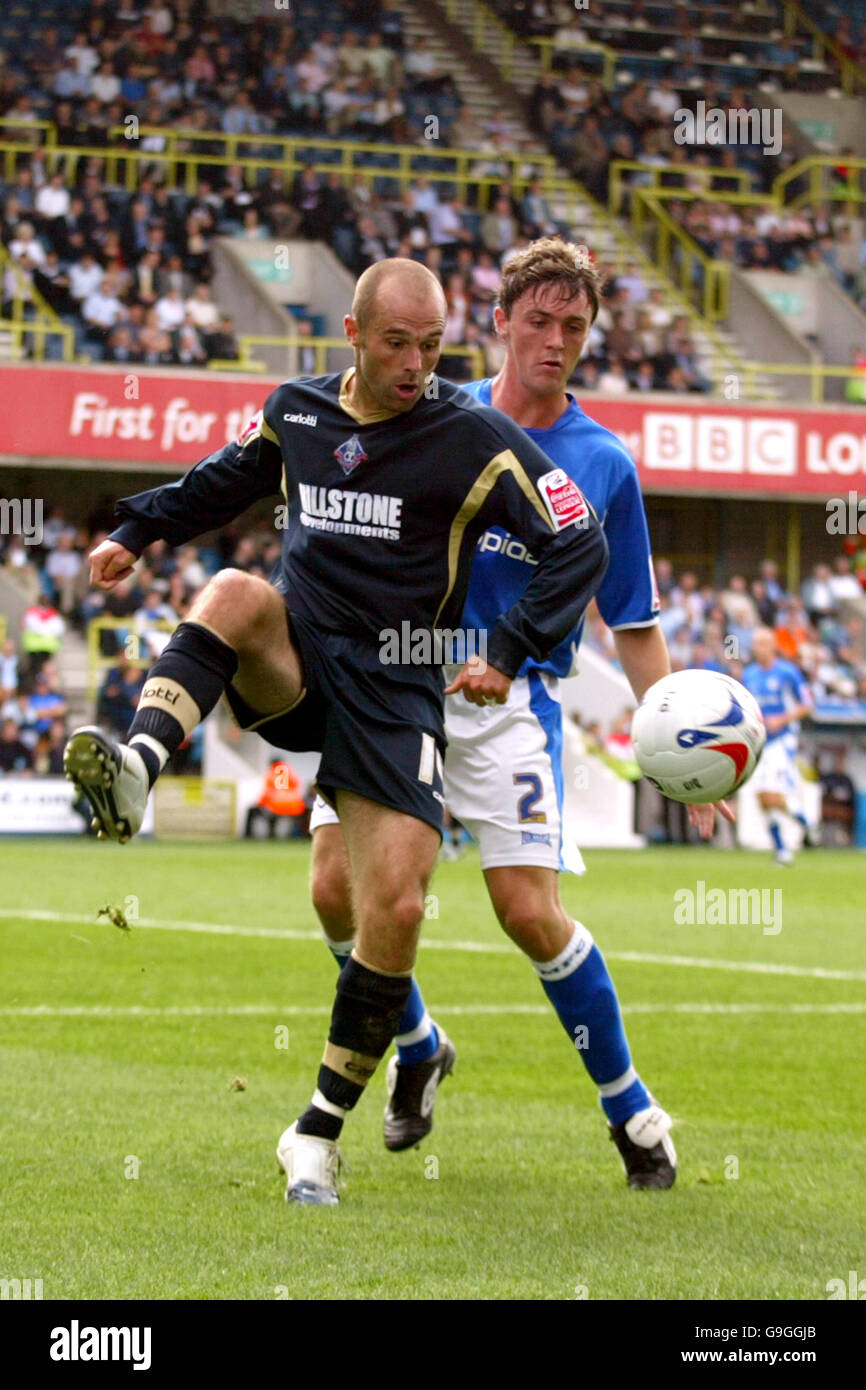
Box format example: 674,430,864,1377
126,622,238,787
298,954,412,1140
323,934,438,1065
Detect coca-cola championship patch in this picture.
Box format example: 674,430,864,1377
235,411,262,446
537,468,589,530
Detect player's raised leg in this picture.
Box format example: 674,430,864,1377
309,806,455,1151
279,794,441,1204
65,570,303,842
484,864,676,1189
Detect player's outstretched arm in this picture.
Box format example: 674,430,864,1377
89,539,138,590
485,509,608,679
108,407,285,559
469,419,609,678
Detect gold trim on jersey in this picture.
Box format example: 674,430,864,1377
238,411,280,447
433,449,555,628
339,367,400,424
236,687,307,732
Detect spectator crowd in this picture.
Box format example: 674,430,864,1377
4,487,866,781
585,553,866,709
0,0,863,381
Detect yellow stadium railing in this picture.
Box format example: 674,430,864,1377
87,617,175,705
0,243,75,360
0,136,554,208
630,190,730,322
0,116,57,146
0,316,74,361
441,0,616,88
535,174,750,388
609,161,754,217
624,157,866,321
731,362,866,406
441,0,519,81
528,36,616,90
774,154,866,211
106,124,557,191
0,137,811,400
779,0,866,94
613,155,866,225
230,334,485,378
6,134,718,372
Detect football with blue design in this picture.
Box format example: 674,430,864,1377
631,670,766,804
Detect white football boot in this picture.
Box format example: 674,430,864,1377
64,726,149,844
277,1121,343,1206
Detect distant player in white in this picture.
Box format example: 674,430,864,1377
742,627,818,865
310,239,732,1187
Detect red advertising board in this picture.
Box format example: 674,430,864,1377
0,364,864,498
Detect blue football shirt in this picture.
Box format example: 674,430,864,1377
460,380,658,678
741,658,811,747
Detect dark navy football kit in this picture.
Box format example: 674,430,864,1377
109,369,608,831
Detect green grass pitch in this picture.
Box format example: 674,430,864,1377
1,839,864,1301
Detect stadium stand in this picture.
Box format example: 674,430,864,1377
7,0,863,393
0,0,864,845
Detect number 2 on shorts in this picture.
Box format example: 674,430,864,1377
513,772,547,824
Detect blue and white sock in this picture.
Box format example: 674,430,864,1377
322,933,439,1065
533,920,651,1127
767,812,785,853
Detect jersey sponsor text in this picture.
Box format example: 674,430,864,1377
297,482,403,540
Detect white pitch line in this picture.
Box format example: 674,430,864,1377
604,950,866,982
0,1003,865,1019
3,909,866,982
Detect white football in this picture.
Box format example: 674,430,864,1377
631,669,766,804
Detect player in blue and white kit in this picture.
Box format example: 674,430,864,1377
311,239,732,1187
742,627,818,865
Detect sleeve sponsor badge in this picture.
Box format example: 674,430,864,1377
537,468,589,531
235,411,263,447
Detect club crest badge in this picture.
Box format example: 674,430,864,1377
334,434,368,475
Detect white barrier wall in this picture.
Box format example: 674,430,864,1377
561,720,644,850
735,775,823,851
0,778,154,835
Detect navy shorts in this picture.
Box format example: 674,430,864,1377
224,607,446,835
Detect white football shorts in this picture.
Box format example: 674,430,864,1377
309,669,585,875
748,735,800,798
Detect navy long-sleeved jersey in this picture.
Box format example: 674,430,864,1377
109,370,609,679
